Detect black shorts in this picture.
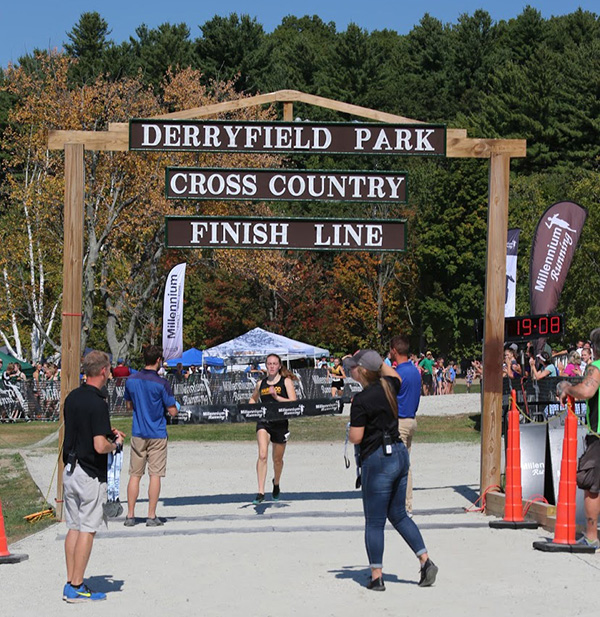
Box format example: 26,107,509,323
422,373,433,386
331,379,344,390
256,419,289,444
577,435,600,493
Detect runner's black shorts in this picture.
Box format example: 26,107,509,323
331,379,344,390
256,419,290,444
422,373,432,386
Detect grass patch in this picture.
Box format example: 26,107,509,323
0,423,59,449
414,414,481,443
0,413,482,448
0,454,56,545
453,383,481,394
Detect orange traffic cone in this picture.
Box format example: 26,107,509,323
490,390,538,529
0,498,29,564
533,395,594,553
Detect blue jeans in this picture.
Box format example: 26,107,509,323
360,441,426,568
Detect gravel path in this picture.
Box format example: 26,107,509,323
3,434,597,617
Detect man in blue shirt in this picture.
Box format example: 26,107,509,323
390,334,422,515
124,345,177,527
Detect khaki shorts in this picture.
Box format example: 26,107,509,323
129,436,168,477
63,465,107,533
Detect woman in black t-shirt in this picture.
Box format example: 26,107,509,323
249,353,297,505
348,349,438,591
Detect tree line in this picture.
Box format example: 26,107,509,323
0,8,598,365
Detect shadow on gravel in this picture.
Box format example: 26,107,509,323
413,483,479,504
162,490,359,506
329,566,416,587
470,413,482,432
85,574,125,594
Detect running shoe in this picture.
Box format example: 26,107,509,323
576,535,600,551
252,493,265,505
272,480,281,500
418,559,438,587
366,576,385,591
124,516,136,527
63,583,106,603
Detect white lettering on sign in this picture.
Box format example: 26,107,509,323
169,218,403,251
354,127,436,152
314,224,384,247
189,221,290,246
138,124,336,150
169,170,405,201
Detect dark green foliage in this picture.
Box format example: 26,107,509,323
128,23,195,88
195,14,264,92
3,8,599,361
64,12,112,85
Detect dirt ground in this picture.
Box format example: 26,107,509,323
2,435,598,617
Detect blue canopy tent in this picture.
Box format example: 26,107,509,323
202,327,329,367
165,347,224,368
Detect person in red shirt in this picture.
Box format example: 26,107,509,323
112,359,130,379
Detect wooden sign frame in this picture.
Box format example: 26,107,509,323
48,88,527,518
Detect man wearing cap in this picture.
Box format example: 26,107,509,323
557,327,600,551
390,334,421,515
418,351,435,396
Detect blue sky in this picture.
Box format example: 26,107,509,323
0,1,597,69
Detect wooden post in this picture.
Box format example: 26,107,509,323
480,152,510,495
283,102,293,121
56,144,85,520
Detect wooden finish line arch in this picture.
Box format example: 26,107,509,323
48,89,526,518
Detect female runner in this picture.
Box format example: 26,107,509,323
249,354,297,504
348,349,438,591
328,357,347,397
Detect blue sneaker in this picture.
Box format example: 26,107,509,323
63,583,107,603
576,535,600,551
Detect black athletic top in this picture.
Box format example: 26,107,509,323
257,375,289,426
350,376,401,460
63,383,112,482
258,375,289,402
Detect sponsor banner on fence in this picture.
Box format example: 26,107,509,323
0,369,356,422
175,398,342,425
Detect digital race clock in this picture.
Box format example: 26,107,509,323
504,314,564,341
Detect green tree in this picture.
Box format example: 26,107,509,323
195,14,265,92
398,14,452,121
64,12,112,85
251,15,336,103
447,10,507,117
128,23,195,89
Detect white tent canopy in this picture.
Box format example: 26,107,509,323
203,327,329,364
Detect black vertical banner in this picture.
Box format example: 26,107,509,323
529,201,587,352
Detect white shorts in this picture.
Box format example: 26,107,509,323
63,465,107,533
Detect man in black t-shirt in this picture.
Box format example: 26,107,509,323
62,350,124,603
